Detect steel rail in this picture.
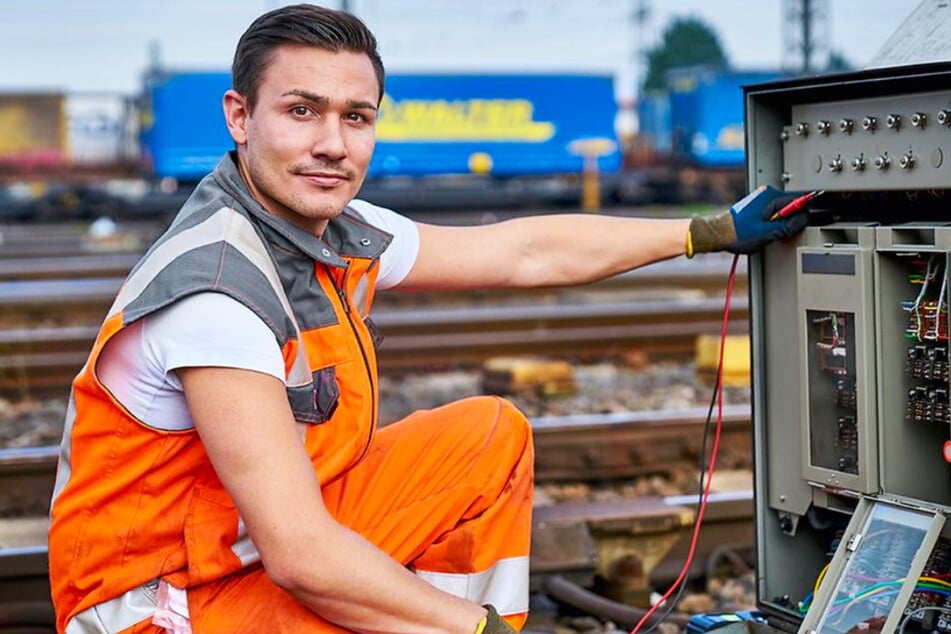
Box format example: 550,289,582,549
0,252,744,288
0,254,141,281
0,408,752,631
0,406,751,518
0,407,748,520
0,297,748,396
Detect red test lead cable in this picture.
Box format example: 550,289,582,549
629,254,741,634
769,190,823,221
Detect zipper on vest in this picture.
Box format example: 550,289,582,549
328,271,376,464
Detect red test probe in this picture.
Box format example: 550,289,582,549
769,190,823,221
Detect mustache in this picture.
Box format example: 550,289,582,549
291,162,353,179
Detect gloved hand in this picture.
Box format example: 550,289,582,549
686,185,813,256
475,605,516,634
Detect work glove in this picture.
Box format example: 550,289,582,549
475,605,517,634
686,185,814,256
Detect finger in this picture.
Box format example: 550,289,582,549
776,210,809,239
764,193,813,221
760,194,799,220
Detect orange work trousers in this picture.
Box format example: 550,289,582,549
124,396,534,633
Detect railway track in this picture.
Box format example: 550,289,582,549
0,256,747,398
0,406,752,631
0,220,753,631
0,296,748,397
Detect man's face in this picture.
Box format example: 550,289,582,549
224,45,379,235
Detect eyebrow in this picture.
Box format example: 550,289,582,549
282,89,378,111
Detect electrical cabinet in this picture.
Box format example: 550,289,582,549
748,62,951,633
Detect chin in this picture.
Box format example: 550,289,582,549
307,203,347,220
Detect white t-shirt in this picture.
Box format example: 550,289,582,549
99,200,419,430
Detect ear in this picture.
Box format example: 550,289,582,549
223,89,250,145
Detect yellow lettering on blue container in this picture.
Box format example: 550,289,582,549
716,124,745,150
376,94,556,142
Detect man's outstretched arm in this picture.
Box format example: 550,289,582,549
401,215,691,291
179,366,490,634
397,188,809,291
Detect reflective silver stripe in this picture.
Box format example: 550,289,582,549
65,581,159,634
110,206,311,388
50,395,78,510
413,556,529,616
233,518,261,567
353,273,370,317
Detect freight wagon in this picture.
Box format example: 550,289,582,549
0,93,65,173
0,91,145,219
627,67,783,203
142,71,624,210
1,72,624,218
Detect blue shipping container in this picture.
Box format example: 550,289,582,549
690,71,781,167
636,91,672,153
665,67,782,168
143,72,621,181
143,72,234,181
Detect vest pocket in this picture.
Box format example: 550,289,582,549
313,366,340,422
183,485,241,585
286,366,339,425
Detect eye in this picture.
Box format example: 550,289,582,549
290,105,313,118
347,111,375,125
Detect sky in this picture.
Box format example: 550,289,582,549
0,0,917,101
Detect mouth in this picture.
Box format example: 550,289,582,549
296,171,351,187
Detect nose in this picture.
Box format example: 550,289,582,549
311,116,347,161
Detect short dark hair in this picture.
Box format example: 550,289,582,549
232,3,385,111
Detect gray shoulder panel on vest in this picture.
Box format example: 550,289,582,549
128,180,231,279
123,243,295,345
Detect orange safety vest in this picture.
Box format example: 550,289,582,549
49,154,392,632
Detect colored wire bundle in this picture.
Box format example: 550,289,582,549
797,563,951,630
904,255,947,341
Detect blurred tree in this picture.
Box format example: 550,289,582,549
642,17,728,91
825,50,853,72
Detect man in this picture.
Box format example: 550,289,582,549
48,5,806,634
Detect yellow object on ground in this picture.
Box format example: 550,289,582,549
695,334,751,387
483,356,577,396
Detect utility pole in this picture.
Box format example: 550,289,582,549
631,0,650,93
801,0,813,72
339,0,352,13
783,0,829,74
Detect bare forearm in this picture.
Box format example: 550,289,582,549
505,214,691,287
403,213,692,291
271,520,485,634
